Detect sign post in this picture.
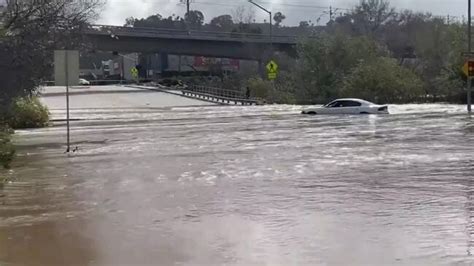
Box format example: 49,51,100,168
131,67,139,83
467,0,472,113
54,50,79,153
469,76,472,114
462,60,474,113
66,52,70,153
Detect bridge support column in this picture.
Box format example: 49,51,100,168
258,60,265,79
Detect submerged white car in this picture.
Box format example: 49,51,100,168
301,98,389,115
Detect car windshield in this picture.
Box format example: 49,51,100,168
325,101,339,107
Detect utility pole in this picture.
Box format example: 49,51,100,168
180,0,190,15
320,6,339,23
469,0,472,53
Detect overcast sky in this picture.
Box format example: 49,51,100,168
97,0,469,26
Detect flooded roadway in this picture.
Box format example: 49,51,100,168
1,86,474,265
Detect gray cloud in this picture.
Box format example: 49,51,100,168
98,0,468,26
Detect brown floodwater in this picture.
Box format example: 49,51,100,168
1,98,474,265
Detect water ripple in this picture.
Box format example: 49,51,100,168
1,103,473,265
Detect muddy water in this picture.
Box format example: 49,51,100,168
1,103,473,266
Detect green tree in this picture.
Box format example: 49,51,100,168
128,14,186,29
232,23,262,34
124,17,136,27
185,10,205,29
0,0,103,118
295,34,385,103
352,0,396,35
299,21,310,28
273,12,286,27
414,21,466,100
209,15,234,31
341,57,425,103
328,0,396,37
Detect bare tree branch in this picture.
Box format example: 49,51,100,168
0,0,105,107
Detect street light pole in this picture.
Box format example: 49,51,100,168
269,11,272,46
469,0,472,52
248,0,272,47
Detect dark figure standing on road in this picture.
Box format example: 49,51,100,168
246,86,251,99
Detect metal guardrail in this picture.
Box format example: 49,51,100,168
182,85,259,105
187,85,244,98
87,25,301,44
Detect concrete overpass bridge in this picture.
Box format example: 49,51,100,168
84,25,303,61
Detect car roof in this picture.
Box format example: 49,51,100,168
329,98,376,105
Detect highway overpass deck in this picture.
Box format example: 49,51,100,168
87,25,302,44
85,25,304,59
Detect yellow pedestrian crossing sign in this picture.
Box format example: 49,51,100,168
266,60,278,72
131,67,139,79
266,60,278,80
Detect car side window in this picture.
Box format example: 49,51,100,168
340,101,362,107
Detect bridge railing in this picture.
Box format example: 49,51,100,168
87,25,302,44
185,85,245,99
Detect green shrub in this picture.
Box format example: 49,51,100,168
8,97,49,129
247,77,272,100
246,77,279,102
247,76,298,104
0,126,15,169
